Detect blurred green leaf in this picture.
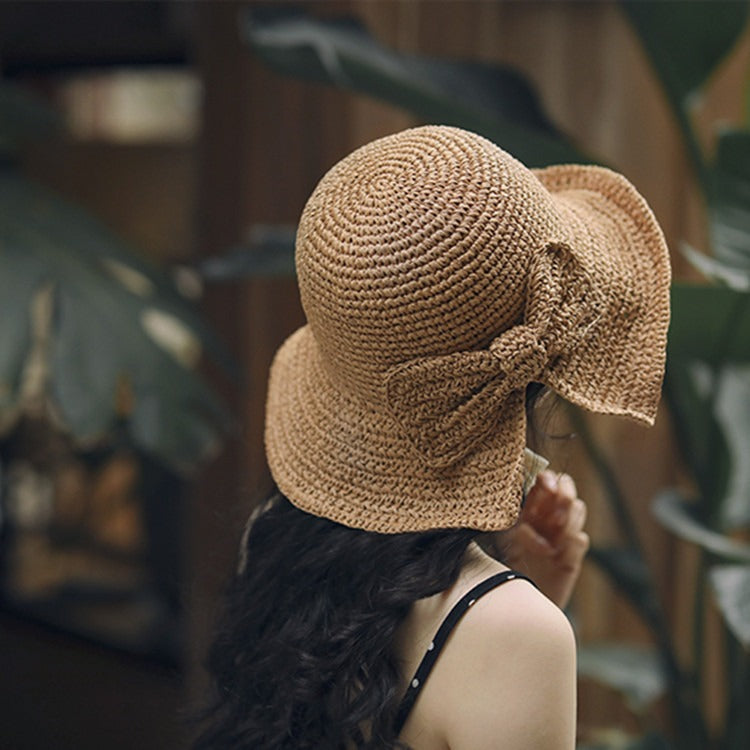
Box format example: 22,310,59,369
663,359,730,510
664,352,750,528
0,249,47,422
0,173,233,473
712,365,750,528
0,82,62,156
652,490,750,562
619,1,749,110
199,225,297,280
667,284,750,364
0,173,236,376
243,10,588,167
620,0,749,189
710,130,750,273
680,243,750,290
128,375,229,475
50,284,131,441
578,642,667,712
666,286,750,522
709,564,750,647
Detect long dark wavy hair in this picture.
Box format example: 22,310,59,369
194,385,549,749
193,493,477,749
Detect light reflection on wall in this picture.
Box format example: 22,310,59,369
58,69,201,143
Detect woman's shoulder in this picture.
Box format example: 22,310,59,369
467,569,575,645
408,566,577,750
437,553,576,660
440,567,576,684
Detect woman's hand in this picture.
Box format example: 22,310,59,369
495,471,589,609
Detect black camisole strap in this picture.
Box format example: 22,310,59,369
393,569,535,736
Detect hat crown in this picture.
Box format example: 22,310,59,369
296,126,561,404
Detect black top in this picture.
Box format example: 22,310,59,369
394,569,535,736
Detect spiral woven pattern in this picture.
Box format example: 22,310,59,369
266,126,671,532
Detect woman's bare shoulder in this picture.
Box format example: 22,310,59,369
426,579,577,750
449,576,576,681
474,575,575,641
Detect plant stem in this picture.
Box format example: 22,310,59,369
692,550,706,711
722,632,750,750
706,292,750,528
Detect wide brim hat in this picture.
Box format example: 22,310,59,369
265,126,670,533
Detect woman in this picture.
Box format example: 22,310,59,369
196,126,671,749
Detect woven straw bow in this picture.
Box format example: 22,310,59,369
384,244,603,468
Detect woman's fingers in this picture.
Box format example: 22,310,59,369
523,472,582,545
503,470,590,609
524,474,589,563
565,497,587,534
557,473,577,502
523,474,564,530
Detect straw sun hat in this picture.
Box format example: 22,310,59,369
265,125,671,533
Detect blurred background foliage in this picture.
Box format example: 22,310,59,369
0,81,233,474
0,76,234,661
237,1,750,748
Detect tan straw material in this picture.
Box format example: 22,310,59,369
265,126,671,533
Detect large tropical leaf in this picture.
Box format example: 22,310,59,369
578,642,667,712
0,249,47,426
652,490,750,562
710,365,750,527
709,564,750,647
619,1,749,112
0,173,233,473
620,0,749,190
710,129,750,276
0,82,62,156
680,243,750,291
0,173,235,375
242,10,588,167
666,285,750,526
667,284,750,364
663,358,731,510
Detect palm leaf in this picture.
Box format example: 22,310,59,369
578,642,667,712
243,9,588,167
0,173,233,473
708,564,750,647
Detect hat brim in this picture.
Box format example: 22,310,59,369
265,163,670,533
534,164,671,425
265,323,528,533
